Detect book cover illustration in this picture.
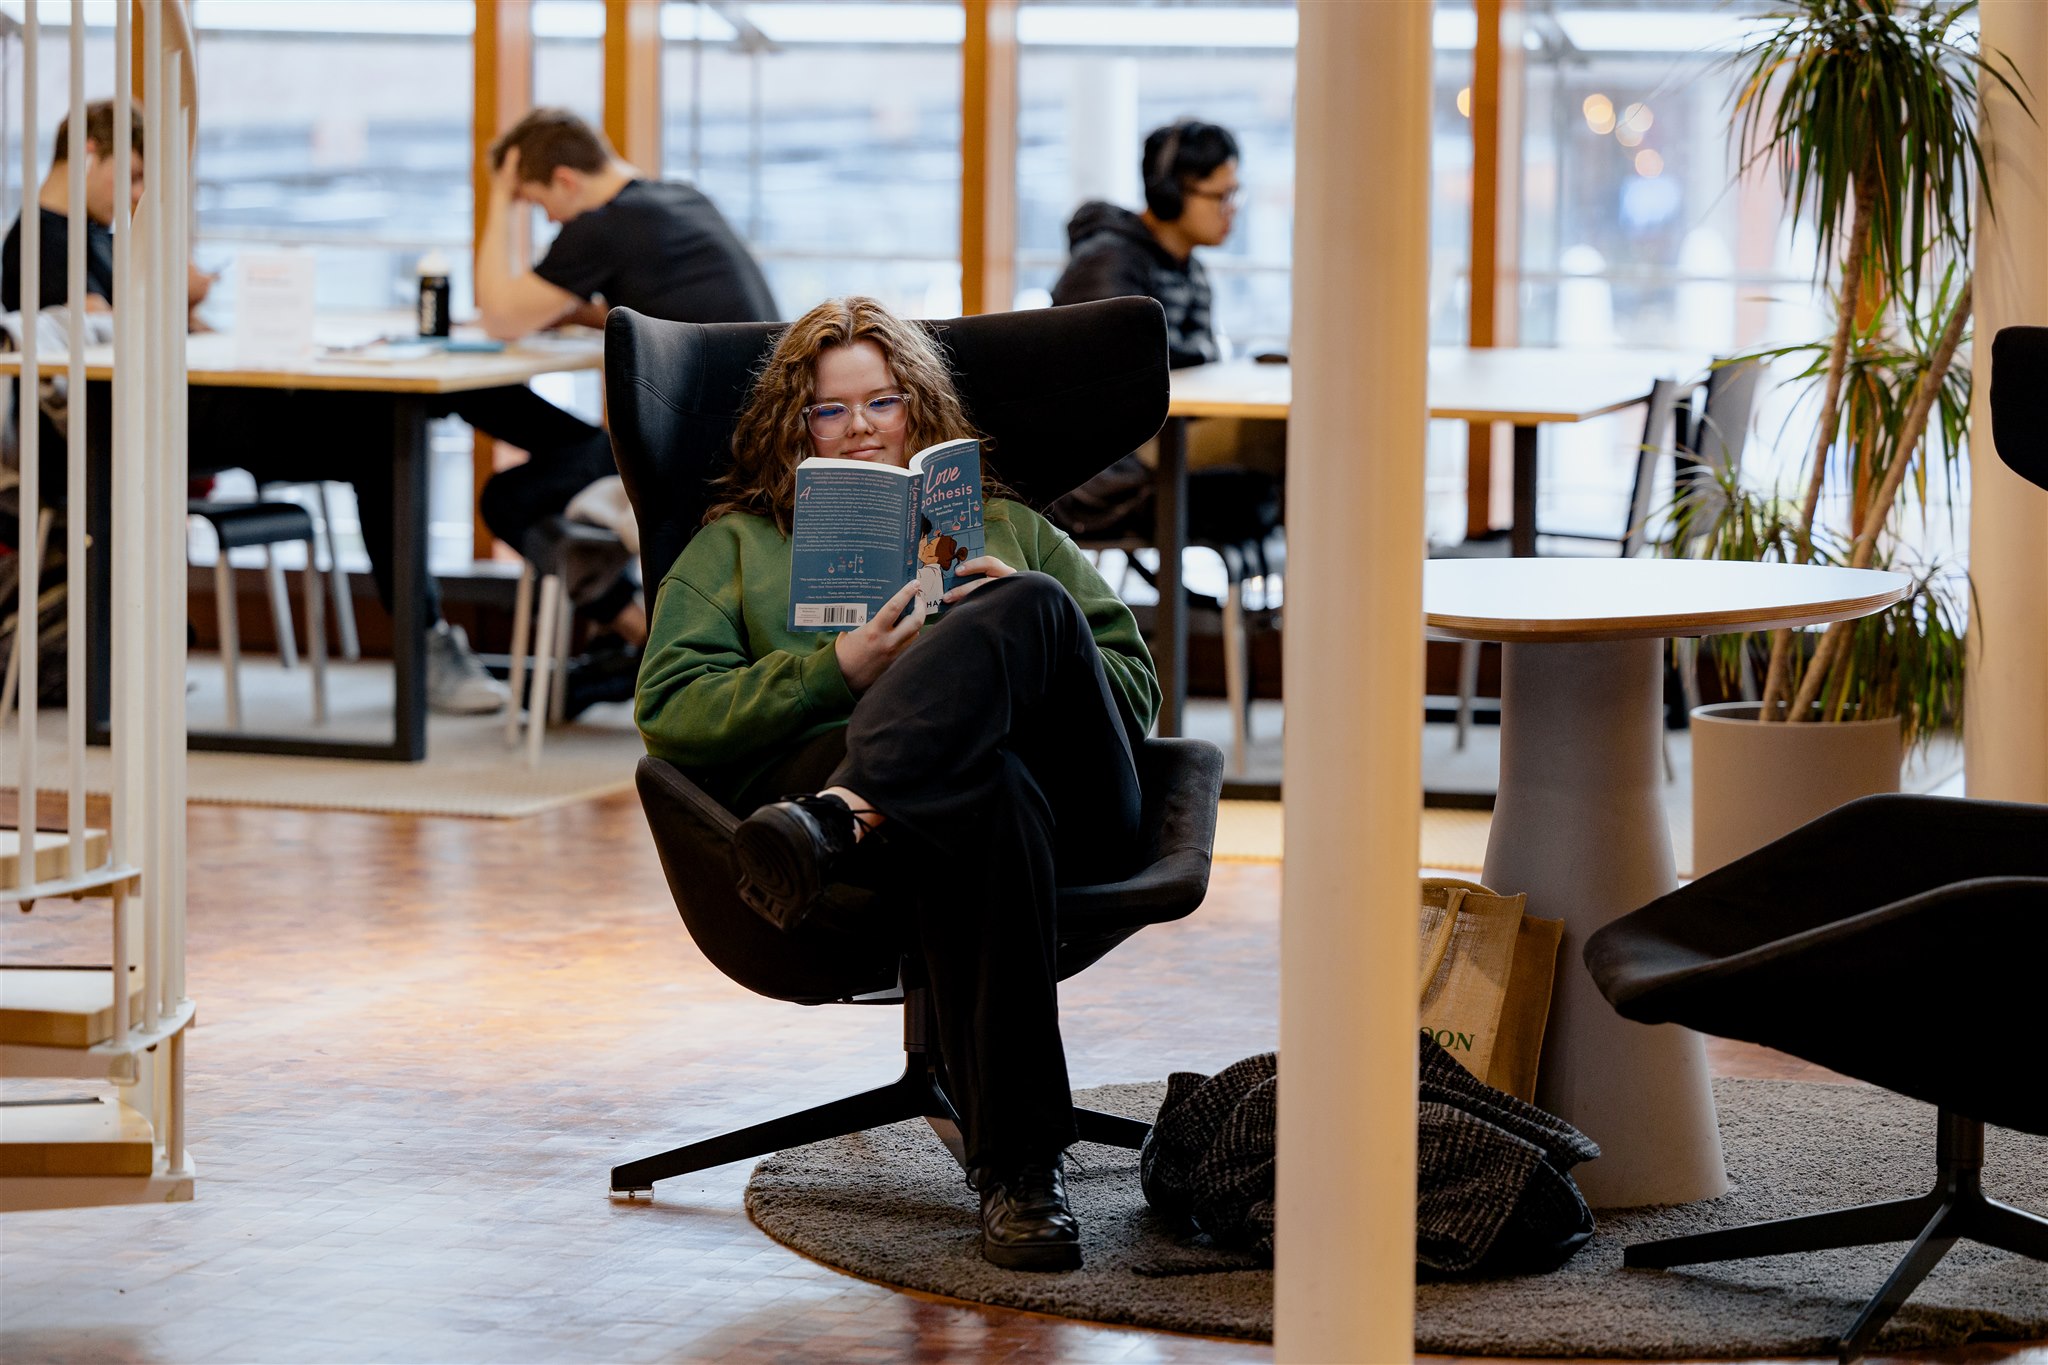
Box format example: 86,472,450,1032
789,437,986,631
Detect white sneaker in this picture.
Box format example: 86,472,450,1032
426,621,510,715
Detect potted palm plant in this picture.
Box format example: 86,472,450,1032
1674,0,2027,873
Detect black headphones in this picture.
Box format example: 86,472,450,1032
1143,119,1199,222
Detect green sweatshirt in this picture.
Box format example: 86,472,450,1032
636,499,1161,801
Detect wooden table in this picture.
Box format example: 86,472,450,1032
1152,348,1707,741
0,321,604,761
1424,557,1910,1207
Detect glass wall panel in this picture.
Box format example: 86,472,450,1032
1513,1,1834,537
658,0,963,318
183,1,477,570
0,6,116,227
1515,0,1820,357
531,0,606,259
1014,1,1481,559
1015,0,1478,353
533,0,604,128
187,0,474,317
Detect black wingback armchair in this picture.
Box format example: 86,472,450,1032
602,297,1226,1193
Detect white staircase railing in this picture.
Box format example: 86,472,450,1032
1,0,197,1211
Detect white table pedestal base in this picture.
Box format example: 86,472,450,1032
1483,637,1729,1208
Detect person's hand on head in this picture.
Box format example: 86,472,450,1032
492,147,523,201
941,555,1017,604
833,579,926,694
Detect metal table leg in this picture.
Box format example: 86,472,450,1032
1152,415,1188,737
385,393,429,761
174,391,431,761
1510,422,1538,558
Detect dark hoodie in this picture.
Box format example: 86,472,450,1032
1051,201,1218,370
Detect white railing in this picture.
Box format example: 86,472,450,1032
1,0,197,1210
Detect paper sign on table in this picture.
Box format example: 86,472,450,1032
232,250,317,368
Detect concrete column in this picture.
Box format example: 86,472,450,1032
1968,0,2048,802
1276,3,1432,1360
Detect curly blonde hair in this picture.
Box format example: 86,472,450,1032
705,296,982,536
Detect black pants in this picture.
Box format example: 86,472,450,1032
458,387,632,619
738,572,1145,1172
456,385,619,556
189,384,615,622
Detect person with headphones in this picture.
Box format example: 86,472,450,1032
1044,120,1283,578
1051,119,1240,368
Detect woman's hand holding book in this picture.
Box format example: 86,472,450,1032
941,556,1017,604
833,580,927,694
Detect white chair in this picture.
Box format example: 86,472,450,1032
505,559,569,768
504,516,632,767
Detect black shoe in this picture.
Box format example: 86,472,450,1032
975,1156,1082,1271
560,635,641,722
732,793,862,932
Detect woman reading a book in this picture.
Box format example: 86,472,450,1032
636,296,1159,1273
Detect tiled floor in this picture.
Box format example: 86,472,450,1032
0,795,2033,1364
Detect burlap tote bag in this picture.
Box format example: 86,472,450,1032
1418,878,1562,1102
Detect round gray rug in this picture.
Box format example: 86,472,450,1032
744,1078,2048,1357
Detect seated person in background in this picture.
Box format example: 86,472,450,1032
1053,118,1237,370
1,101,506,714
1046,119,1283,548
636,296,1158,1273
472,107,780,645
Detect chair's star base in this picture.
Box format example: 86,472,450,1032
1623,1109,2048,1364
608,986,1149,1194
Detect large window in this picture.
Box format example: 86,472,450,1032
533,0,603,129
190,1,474,317
1014,2,1478,352
1515,0,1820,357
0,7,116,224
1512,2,1845,534
659,1,964,318
1014,1,1292,351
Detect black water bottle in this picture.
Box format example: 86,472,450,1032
416,251,452,338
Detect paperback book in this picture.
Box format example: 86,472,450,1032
788,437,985,631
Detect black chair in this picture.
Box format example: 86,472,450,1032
1584,794,2048,1363
1056,457,1283,776
1990,325,2048,491
1436,356,1764,749
186,498,329,729
600,297,1227,1193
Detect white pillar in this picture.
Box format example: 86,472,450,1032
1967,0,2048,802
1276,4,1431,1361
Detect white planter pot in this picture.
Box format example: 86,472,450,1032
1690,702,1903,877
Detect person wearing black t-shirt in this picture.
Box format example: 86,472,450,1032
470,108,778,648
1,196,115,314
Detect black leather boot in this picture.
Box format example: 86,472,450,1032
975,1155,1082,1271
732,793,863,932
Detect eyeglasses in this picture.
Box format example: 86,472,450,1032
804,393,910,439
1185,184,1242,208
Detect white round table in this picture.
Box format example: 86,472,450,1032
1424,558,1911,1207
